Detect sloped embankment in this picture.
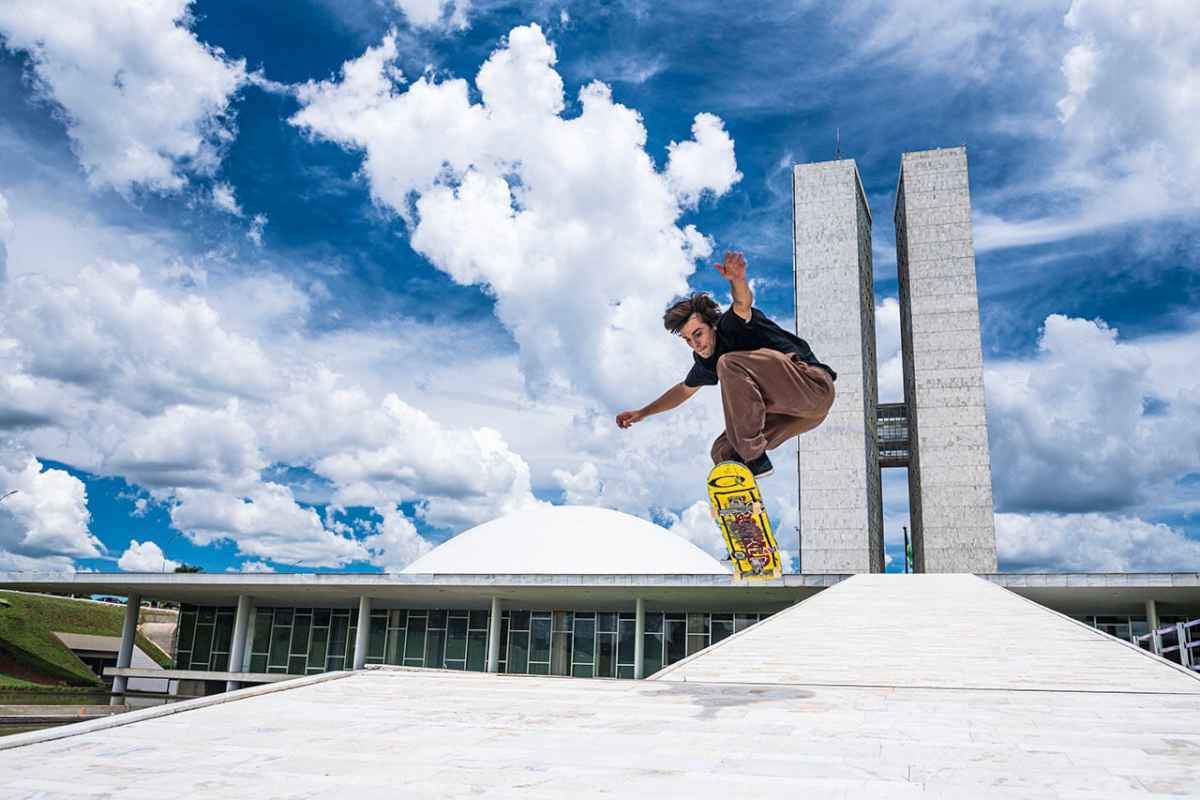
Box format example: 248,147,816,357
0,591,172,686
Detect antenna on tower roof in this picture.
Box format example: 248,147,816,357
835,127,841,160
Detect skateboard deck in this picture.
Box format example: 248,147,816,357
706,461,782,580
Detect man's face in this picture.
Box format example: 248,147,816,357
678,312,716,358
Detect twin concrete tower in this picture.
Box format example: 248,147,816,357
793,146,997,574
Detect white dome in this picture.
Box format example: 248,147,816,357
402,505,729,575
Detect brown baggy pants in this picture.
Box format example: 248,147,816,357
710,349,836,464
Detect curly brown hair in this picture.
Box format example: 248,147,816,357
663,292,722,334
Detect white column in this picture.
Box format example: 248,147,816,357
633,597,646,679
111,592,141,702
486,596,502,673
352,596,372,670
1145,599,1160,636
225,595,253,692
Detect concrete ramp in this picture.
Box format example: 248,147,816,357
4,575,1200,798
654,574,1200,693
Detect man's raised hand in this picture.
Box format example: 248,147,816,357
714,250,747,282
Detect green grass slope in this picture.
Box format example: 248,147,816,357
0,591,172,686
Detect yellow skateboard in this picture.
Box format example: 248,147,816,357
706,461,782,580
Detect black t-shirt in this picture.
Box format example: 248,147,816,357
683,307,836,387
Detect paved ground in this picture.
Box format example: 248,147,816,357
1,574,1198,798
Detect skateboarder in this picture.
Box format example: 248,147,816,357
615,251,836,478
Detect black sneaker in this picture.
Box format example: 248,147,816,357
742,452,773,478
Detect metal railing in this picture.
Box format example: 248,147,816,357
1134,619,1200,671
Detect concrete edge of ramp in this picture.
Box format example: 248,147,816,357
647,571,848,682
972,573,1200,687
0,670,355,752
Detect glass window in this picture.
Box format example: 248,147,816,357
405,614,427,666
665,618,686,665
617,618,636,666
176,650,192,670
192,622,214,667
249,653,267,673
291,614,312,658
645,612,663,634
617,665,634,680
498,617,509,673
597,612,617,633
573,616,596,667
572,664,594,678
510,610,530,631
467,630,487,671
268,615,290,669
429,610,447,629
198,607,216,624
530,616,551,664
687,613,710,635
687,634,708,657
469,610,488,630
288,655,306,674
734,613,757,633
425,625,446,669
251,610,273,655
446,616,468,662
712,618,735,644
642,633,663,676
308,625,329,670
597,632,617,678
175,608,196,657
328,614,349,669
212,652,229,671
508,628,529,674
313,609,331,628
529,661,550,675
368,612,388,661
388,609,407,628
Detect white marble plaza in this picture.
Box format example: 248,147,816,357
2,574,1198,798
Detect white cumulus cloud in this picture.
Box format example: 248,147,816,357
665,112,743,209
997,512,1200,572
0,453,100,572
986,314,1200,515
393,0,470,30
0,0,247,193
118,540,178,572
291,24,738,410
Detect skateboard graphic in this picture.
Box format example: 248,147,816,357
706,461,782,580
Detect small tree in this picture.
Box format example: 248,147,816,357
173,564,203,574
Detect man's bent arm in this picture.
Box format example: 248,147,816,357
717,251,753,321
616,383,699,428
642,382,699,416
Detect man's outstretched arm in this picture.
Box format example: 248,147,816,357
616,382,700,428
715,251,752,321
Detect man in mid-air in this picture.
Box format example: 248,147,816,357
616,251,836,477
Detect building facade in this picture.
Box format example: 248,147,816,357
795,146,997,573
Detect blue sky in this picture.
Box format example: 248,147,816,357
0,0,1197,576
